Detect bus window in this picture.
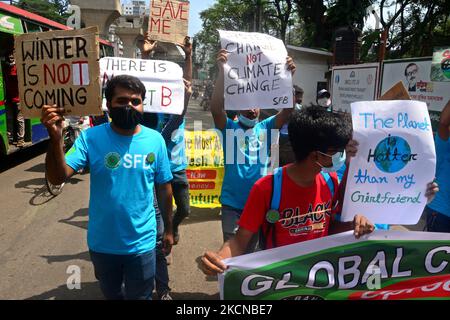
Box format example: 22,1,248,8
23,20,42,33
99,45,106,58
105,45,114,57
100,44,114,58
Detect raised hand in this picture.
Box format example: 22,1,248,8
141,32,157,57
40,105,65,141
286,56,296,75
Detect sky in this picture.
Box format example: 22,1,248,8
121,0,216,37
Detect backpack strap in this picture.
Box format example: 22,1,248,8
271,167,283,210
321,171,341,221
260,167,283,250
320,171,335,198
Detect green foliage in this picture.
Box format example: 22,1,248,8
327,0,373,30
194,0,450,75
16,0,70,25
194,0,297,79
382,0,450,58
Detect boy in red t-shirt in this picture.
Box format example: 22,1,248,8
201,106,438,275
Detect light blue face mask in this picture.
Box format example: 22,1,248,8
317,150,346,173
295,103,302,110
238,114,259,128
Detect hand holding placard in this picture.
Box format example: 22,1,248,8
14,27,102,118
148,0,190,45
218,30,293,111
341,100,436,225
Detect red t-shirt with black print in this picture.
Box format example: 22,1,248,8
238,166,340,249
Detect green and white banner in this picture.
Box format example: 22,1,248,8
219,231,450,300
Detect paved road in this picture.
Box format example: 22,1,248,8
0,99,222,300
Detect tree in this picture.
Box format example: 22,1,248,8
292,0,328,48
270,0,293,43
16,0,70,25
195,0,450,70
194,0,254,77
194,0,289,78
377,0,450,58
327,0,373,30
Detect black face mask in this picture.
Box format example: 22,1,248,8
109,106,143,130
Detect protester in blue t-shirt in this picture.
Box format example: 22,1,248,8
210,49,296,244
139,35,192,300
141,35,192,246
279,85,303,166
42,75,174,300
425,99,450,232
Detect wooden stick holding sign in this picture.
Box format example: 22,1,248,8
14,26,102,118
148,0,190,45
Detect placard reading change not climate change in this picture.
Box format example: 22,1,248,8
341,100,436,225
219,30,293,111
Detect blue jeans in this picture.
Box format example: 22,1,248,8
221,205,258,253
89,249,156,300
155,204,170,296
172,170,190,236
221,205,242,242
425,206,450,233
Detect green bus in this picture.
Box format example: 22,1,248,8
0,2,114,155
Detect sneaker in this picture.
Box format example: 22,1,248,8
159,292,173,300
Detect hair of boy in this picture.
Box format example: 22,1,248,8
287,105,352,162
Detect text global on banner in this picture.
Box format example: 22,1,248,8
219,231,450,300
185,130,224,208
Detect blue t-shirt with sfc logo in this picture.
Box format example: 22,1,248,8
220,116,276,210
66,124,173,255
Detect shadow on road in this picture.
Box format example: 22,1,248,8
26,283,219,300
25,163,46,173
59,208,89,231
25,282,103,300
182,208,221,226
14,177,84,206
0,141,48,174
31,250,220,300
13,177,55,206
170,292,220,300
40,251,91,265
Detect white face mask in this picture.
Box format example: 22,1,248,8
318,98,331,108
316,150,346,173
238,114,259,128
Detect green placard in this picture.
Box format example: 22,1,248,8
0,13,24,35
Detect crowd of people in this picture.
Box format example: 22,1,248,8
40,34,448,300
